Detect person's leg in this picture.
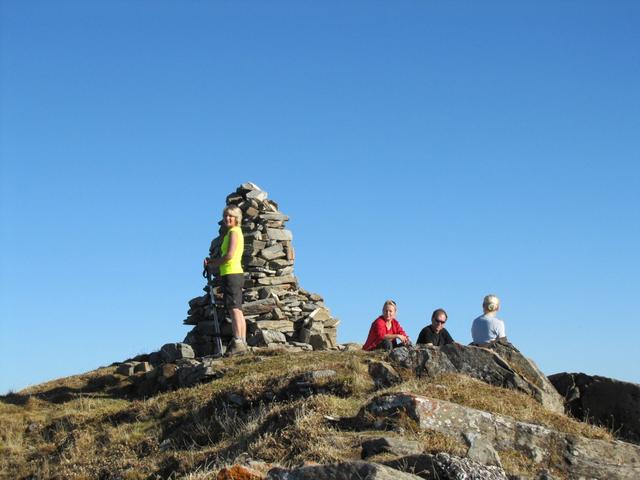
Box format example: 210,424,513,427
230,308,246,339
378,339,394,351
225,274,247,356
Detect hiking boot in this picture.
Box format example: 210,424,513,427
225,338,248,357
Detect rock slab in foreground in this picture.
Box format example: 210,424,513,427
362,393,640,480
267,461,423,479
383,452,508,480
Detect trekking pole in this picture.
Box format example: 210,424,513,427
203,267,224,357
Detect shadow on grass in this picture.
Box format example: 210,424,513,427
0,373,135,405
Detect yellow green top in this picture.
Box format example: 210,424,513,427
220,225,244,275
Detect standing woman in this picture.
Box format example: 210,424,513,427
363,300,410,351
205,205,247,356
471,294,506,346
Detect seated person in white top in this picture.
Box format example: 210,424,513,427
471,294,506,346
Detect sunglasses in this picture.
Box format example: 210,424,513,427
434,320,446,325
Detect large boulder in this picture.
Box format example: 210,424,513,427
549,372,640,445
361,393,640,479
483,339,565,414
388,344,564,414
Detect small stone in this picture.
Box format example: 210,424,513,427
368,361,402,390
265,228,293,241
259,244,286,260
161,343,195,362
361,436,423,459
309,307,332,322
116,363,136,376
134,362,152,374
246,189,267,201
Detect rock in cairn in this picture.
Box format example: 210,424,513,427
183,182,340,356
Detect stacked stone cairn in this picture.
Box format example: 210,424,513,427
183,182,340,356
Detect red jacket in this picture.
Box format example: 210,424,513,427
363,316,408,351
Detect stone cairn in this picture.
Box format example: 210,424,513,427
182,182,340,356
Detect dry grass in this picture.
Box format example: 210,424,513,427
0,349,614,480
386,373,613,441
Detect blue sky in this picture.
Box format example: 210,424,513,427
1,1,639,393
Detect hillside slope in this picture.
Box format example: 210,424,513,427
1,347,638,480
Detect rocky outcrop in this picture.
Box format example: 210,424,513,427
361,393,640,479
182,183,341,355
387,344,565,414
550,372,640,445
483,339,565,415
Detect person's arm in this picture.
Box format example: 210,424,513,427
499,321,506,338
443,329,455,345
416,327,427,345
494,320,506,340
389,320,409,344
205,230,238,270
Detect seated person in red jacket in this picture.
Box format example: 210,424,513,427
416,308,455,346
363,299,411,351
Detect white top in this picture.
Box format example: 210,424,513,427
471,313,506,344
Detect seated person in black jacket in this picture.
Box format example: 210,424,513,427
417,308,455,346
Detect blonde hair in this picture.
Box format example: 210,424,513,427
382,299,397,312
483,294,500,313
223,205,243,225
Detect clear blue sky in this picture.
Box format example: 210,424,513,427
1,1,639,393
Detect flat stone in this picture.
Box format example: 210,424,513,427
260,244,285,260
246,257,267,267
246,189,267,202
260,213,289,222
255,319,295,331
323,317,340,328
243,297,277,316
248,329,287,347
265,228,292,241
267,259,293,268
239,182,261,192
361,436,423,459
277,266,294,276
309,307,332,322
256,274,297,286
116,363,136,376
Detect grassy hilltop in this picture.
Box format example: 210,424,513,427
0,349,613,480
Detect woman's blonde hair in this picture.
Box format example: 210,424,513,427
483,294,500,313
223,205,243,225
382,299,397,311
